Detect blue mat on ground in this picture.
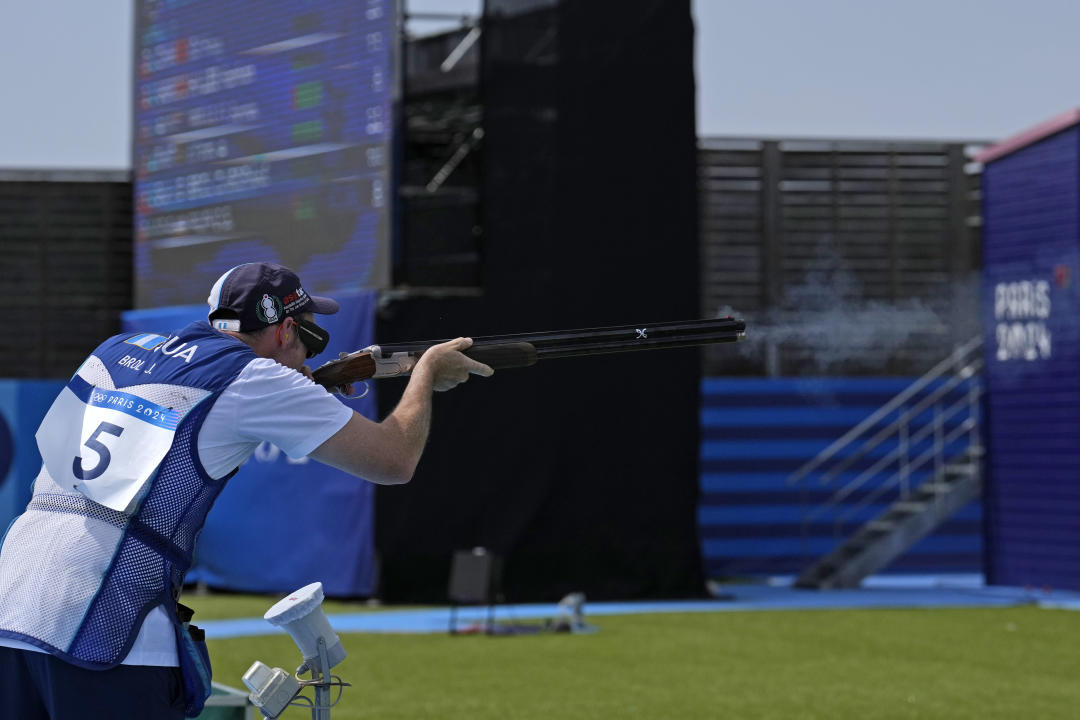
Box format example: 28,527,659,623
200,577,1080,639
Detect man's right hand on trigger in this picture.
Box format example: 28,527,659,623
416,337,494,391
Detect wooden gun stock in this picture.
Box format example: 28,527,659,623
312,352,378,389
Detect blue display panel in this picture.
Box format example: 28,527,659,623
133,0,394,307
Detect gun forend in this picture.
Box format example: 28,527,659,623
311,342,540,388
369,342,539,378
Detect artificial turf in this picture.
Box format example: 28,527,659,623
187,594,1080,720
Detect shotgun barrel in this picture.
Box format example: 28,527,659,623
312,317,746,386
380,317,744,360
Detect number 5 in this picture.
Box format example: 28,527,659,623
73,422,125,481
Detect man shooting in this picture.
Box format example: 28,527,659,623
0,261,493,719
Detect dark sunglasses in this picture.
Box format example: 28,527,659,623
295,318,330,359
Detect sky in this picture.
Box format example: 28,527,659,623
0,0,1077,169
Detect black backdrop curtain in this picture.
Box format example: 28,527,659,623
374,0,702,602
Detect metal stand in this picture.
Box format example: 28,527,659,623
448,600,496,635
288,637,337,719
307,638,333,720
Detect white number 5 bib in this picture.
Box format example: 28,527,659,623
37,377,186,513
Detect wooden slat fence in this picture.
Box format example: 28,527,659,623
0,172,133,378
700,137,986,375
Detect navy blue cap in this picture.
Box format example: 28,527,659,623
207,262,339,332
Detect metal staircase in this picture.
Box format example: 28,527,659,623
787,337,984,589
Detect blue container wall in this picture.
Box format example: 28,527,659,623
699,377,983,578
981,126,1080,591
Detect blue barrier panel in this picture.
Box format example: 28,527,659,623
699,377,983,578
123,292,378,596
0,380,67,533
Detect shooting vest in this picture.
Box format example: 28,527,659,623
0,322,254,668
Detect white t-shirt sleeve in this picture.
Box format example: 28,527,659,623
198,358,354,477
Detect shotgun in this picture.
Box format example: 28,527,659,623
311,317,746,389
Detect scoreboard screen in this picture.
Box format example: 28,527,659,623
133,0,394,307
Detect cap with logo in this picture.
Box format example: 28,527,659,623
207,263,339,332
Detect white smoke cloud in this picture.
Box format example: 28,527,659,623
714,244,979,373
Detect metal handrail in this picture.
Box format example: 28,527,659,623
804,357,983,490
787,335,983,487
831,411,978,531
803,385,979,524
790,335,985,542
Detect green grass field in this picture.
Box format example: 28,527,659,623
189,594,1080,720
